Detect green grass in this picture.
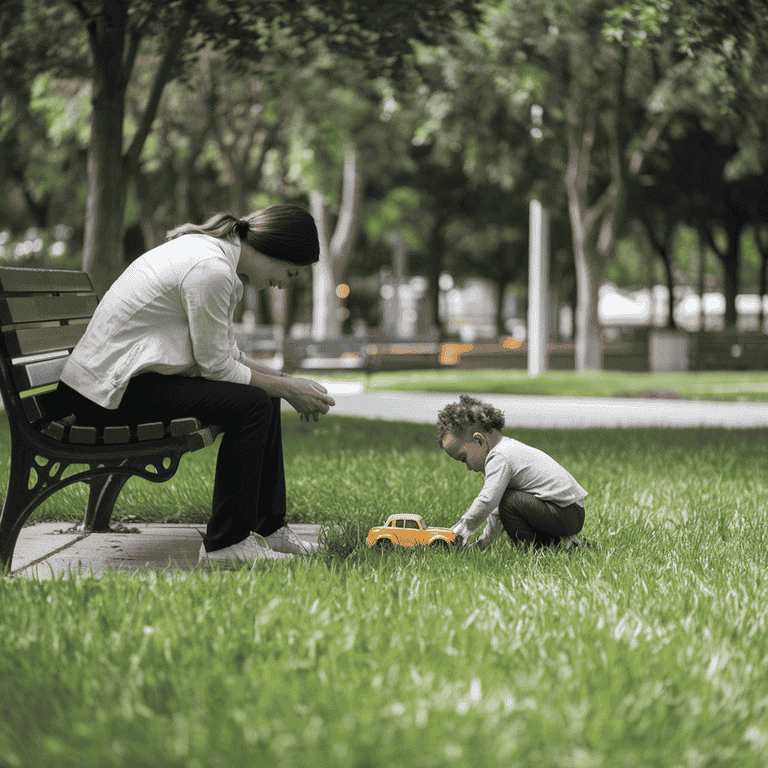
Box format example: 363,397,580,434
2,416,768,765
324,368,768,402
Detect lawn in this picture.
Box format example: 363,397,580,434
2,416,768,766
322,368,768,402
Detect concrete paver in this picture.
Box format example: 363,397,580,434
12,523,320,579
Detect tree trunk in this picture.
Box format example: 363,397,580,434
425,216,447,338
640,217,676,329
756,228,768,333
722,225,740,329
573,229,602,371
82,1,129,298
565,85,604,372
310,148,361,340
310,193,339,340
697,227,707,330
80,0,194,298
256,290,276,325
495,278,507,338
707,222,741,329
661,250,676,330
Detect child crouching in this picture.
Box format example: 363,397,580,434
437,395,589,550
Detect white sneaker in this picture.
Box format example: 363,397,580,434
262,525,320,556
198,533,294,568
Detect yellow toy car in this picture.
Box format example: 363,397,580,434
366,514,456,549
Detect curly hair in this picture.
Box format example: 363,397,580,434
436,395,505,446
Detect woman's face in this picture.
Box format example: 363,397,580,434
239,241,312,291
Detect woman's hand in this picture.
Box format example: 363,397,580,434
282,376,335,422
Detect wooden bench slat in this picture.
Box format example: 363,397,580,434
39,416,221,447
0,295,98,325
0,267,93,294
170,417,202,437
13,356,69,391
69,425,98,444
137,422,165,441
103,426,132,444
21,396,44,423
187,425,223,451
41,415,77,441
4,324,87,357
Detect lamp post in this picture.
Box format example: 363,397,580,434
528,104,549,377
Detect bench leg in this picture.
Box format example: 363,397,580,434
0,441,63,574
83,473,131,532
0,468,32,574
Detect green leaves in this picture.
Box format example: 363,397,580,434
29,74,91,146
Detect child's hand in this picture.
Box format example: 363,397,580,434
451,520,472,548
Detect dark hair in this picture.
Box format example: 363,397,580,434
436,395,505,446
165,204,320,266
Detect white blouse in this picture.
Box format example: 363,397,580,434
60,233,251,409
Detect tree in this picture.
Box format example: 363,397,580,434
0,3,89,239
353,19,546,339
10,0,481,297
608,0,768,329
527,2,672,368
482,0,768,367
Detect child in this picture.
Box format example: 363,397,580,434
437,395,588,550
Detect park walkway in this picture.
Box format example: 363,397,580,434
310,383,768,428
10,385,768,578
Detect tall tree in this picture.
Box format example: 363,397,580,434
497,1,675,368
483,0,767,366
11,0,480,297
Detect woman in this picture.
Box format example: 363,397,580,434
58,204,336,567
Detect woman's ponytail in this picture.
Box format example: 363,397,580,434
165,213,240,241
166,204,319,266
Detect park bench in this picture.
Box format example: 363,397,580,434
0,266,222,573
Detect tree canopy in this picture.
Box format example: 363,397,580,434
3,0,768,355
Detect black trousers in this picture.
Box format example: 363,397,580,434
498,489,584,548
57,374,286,552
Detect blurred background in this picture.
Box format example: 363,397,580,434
2,0,768,377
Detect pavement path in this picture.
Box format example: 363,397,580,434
12,522,321,579
304,382,768,428
10,385,768,579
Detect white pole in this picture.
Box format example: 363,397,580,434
528,198,549,376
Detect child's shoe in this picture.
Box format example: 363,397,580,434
263,525,320,555
198,533,294,568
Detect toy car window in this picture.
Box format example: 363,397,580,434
405,520,419,529
395,520,405,528
387,521,395,527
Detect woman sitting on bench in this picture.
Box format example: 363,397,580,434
57,205,335,567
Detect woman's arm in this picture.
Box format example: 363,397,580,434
241,355,289,379
240,355,335,422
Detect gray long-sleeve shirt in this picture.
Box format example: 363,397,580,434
452,436,588,542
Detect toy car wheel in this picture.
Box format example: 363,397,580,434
430,539,450,549
376,538,394,550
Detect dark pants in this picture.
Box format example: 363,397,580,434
57,374,286,552
498,489,584,548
